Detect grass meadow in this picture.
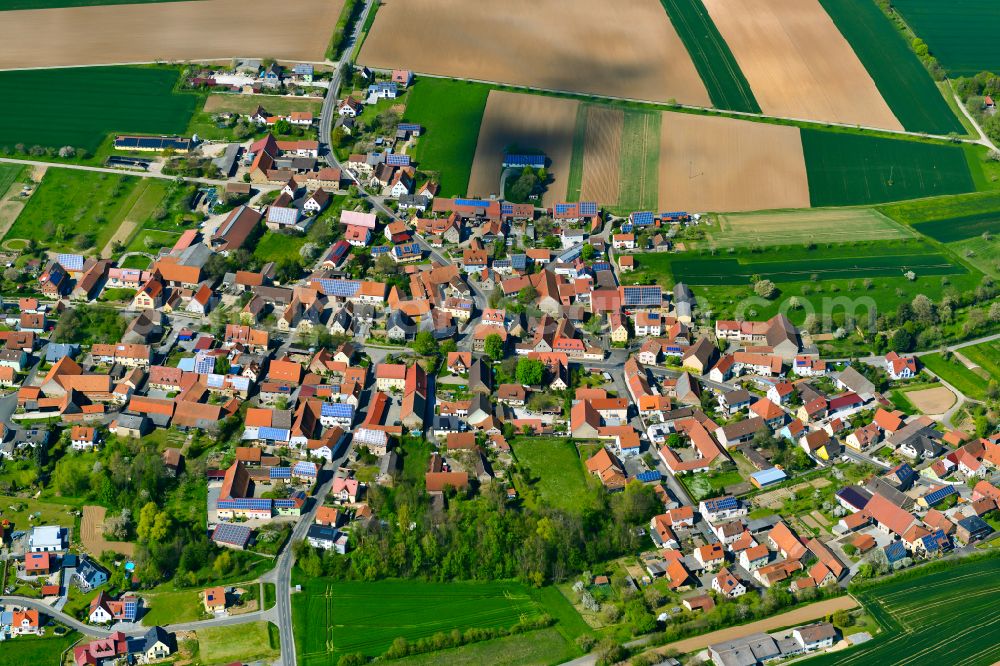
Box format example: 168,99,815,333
803,556,1000,665
705,208,913,248
565,104,589,202
0,164,25,196
1,67,197,152
292,579,548,662
818,0,963,135
658,0,759,113
892,0,1000,76
959,340,1000,383
2,632,80,666
801,130,975,207
198,621,280,664
920,353,988,400
385,627,576,666
403,78,490,197
616,110,660,213
511,437,601,514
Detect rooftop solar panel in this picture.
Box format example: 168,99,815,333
293,461,318,477
399,123,421,131
257,426,290,441
631,211,654,226
316,279,361,297
386,153,411,166
217,498,272,510
321,402,354,418
579,202,598,216
454,198,491,208
212,522,253,546
269,467,292,479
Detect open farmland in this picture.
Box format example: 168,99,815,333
3,0,186,8
818,0,963,135
81,505,135,557
578,106,623,205
388,627,577,666
879,191,1000,243
892,0,1000,76
467,91,578,205
617,111,661,213
708,208,913,248
293,578,546,662
403,78,490,197
658,0,759,113
1,67,195,152
0,0,343,69
202,94,323,117
802,557,1000,665
960,340,1000,383
512,437,599,514
700,0,901,129
657,112,810,212
359,0,711,107
801,130,975,207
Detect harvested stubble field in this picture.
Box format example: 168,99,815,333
700,0,901,130
657,112,810,212
578,106,623,205
0,0,343,69
708,208,913,248
892,0,1000,76
467,91,578,205
818,0,964,135
1,66,196,151
81,505,135,557
3,0,186,8
359,0,711,107
804,556,1000,665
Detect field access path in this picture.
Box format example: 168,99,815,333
0,157,227,187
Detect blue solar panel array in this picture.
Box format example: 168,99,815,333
370,245,390,255
622,286,662,306
115,136,192,151
884,541,906,563
511,254,527,270
636,470,661,483
293,461,318,477
315,279,361,297
393,243,421,257
269,467,292,479
631,211,654,226
213,522,253,546
218,497,272,511
503,154,546,168
592,262,612,272
399,123,421,132
923,485,956,506
257,426,290,441
274,498,299,509
579,202,598,216
554,203,574,215
454,198,492,208
705,496,738,512
56,253,85,271
500,203,513,215
322,402,354,418
122,598,137,622
386,153,411,166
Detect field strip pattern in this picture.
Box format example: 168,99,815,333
579,106,623,205
709,208,914,247
617,111,659,212
565,104,589,202
0,0,344,69
658,0,759,113
700,0,902,130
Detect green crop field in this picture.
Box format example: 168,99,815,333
920,353,988,400
5,169,154,253
818,0,963,134
803,556,1000,665
707,207,913,248
293,579,547,662
879,190,1000,242
511,437,599,514
1,67,197,152
403,78,490,198
565,104,589,202
960,340,1000,383
658,0,759,113
616,110,660,213
892,0,1000,76
2,0,188,8
801,130,975,207
387,627,576,666
0,164,25,197
3,632,80,666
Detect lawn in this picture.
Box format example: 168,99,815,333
139,587,204,625
800,130,976,207
658,0,759,113
686,469,744,501
616,110,660,213
5,169,150,253
511,437,600,514
125,228,181,255
2,632,80,666
0,493,81,533
959,340,1000,383
403,78,491,197
386,627,577,666
253,231,308,264
198,621,280,664
1,66,198,152
891,0,1000,76
292,579,547,662
920,353,988,400
818,0,963,135
802,556,1000,665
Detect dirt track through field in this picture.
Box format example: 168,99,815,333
701,0,903,130
658,113,810,212
648,595,859,658
82,505,135,557
0,0,343,69
468,91,579,206
359,0,711,107
580,106,623,205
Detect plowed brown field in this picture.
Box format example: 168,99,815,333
468,91,579,206
359,0,711,107
580,106,623,204
0,0,343,70
701,0,902,130
658,113,810,212
82,505,135,557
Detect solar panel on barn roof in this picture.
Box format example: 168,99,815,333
580,202,598,216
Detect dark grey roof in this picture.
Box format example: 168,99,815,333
142,626,177,654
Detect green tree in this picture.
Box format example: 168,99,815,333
515,358,544,386
518,286,538,305
483,333,505,361
580,243,595,261
412,331,437,356
274,118,291,135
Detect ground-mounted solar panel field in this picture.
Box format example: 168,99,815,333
1,67,196,152
891,0,1000,76
817,0,964,135
803,557,1000,665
